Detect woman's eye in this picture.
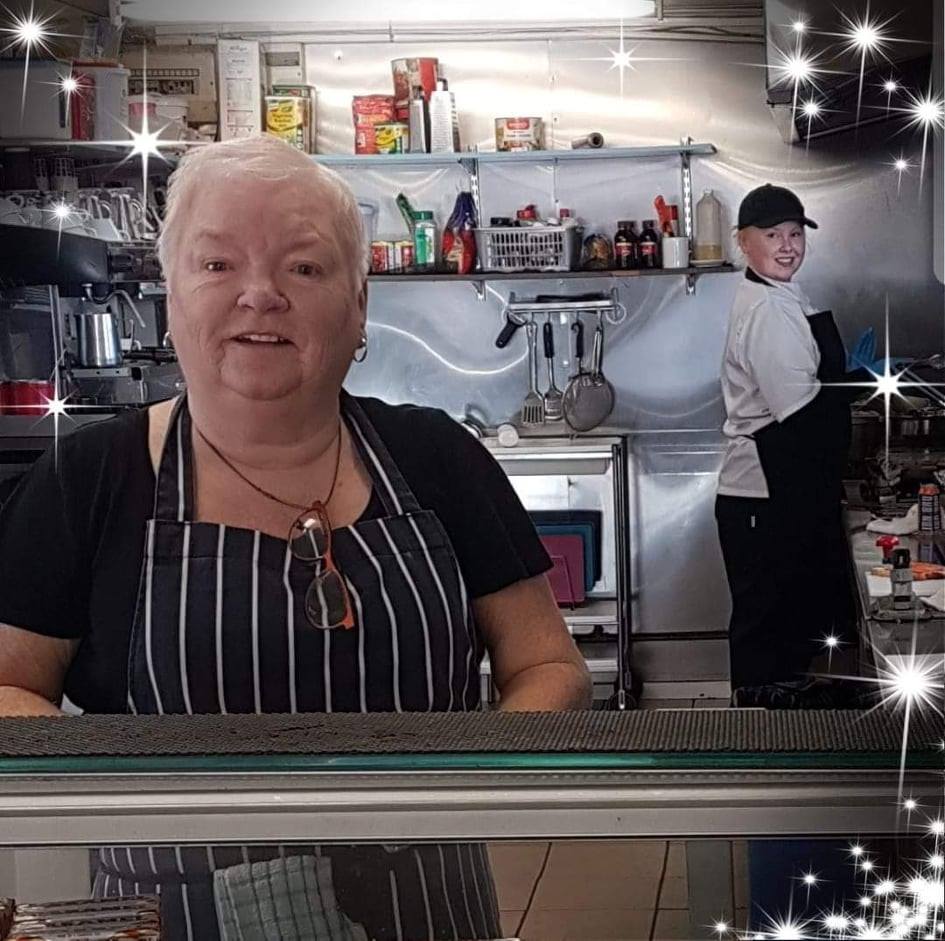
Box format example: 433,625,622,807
294,263,318,276
204,261,228,272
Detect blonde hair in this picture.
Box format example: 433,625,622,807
157,134,368,288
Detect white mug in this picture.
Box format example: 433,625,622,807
662,236,690,270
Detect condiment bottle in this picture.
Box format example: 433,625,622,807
918,483,942,533
614,220,637,271
890,548,914,611
639,220,662,269
413,210,437,270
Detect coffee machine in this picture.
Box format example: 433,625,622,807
0,224,181,408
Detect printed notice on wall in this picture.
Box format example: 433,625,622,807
216,39,262,140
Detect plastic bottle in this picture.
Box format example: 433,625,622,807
413,210,437,270
429,80,456,154
694,189,723,262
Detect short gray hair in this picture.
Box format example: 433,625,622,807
157,133,368,288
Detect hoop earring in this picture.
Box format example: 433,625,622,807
353,333,368,363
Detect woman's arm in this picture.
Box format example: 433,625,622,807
474,574,592,711
0,624,77,716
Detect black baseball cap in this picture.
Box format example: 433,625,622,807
737,184,818,230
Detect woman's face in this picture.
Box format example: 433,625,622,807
739,222,806,282
166,175,366,404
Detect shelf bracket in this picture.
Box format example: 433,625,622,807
686,273,697,296
459,157,482,224
680,137,694,241
471,280,486,301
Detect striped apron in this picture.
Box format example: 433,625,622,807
92,393,501,941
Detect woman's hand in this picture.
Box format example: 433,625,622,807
474,574,592,711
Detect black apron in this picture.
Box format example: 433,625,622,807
719,304,856,689
753,309,851,516
92,393,501,941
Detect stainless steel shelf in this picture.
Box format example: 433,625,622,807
0,140,192,160
314,143,717,167
564,598,619,629
0,413,117,439
368,265,735,283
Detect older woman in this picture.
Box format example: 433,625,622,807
0,134,591,939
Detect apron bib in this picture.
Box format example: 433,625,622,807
94,393,500,941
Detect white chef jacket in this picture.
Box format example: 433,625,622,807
717,273,822,499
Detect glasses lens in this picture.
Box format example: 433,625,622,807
290,511,329,562
305,569,350,630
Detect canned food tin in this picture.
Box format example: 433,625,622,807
395,239,414,271
375,122,409,154
391,57,438,120
370,241,391,273
495,116,545,152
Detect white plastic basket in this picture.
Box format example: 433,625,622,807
475,225,584,273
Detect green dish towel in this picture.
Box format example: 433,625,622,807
213,854,367,941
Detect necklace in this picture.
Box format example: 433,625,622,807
193,420,344,513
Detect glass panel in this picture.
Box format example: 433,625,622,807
0,835,939,941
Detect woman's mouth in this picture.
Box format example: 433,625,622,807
233,333,291,345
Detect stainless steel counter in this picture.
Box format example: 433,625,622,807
845,509,945,669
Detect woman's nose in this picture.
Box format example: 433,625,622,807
237,275,289,312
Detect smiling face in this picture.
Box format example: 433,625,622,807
739,221,807,283
166,174,366,404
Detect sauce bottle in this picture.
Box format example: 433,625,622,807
639,219,662,269
614,220,637,270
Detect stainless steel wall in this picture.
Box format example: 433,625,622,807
310,35,942,427
304,34,941,664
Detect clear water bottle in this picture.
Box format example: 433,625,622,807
694,189,723,263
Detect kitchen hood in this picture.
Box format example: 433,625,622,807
764,0,935,143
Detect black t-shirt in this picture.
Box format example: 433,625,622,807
0,396,551,713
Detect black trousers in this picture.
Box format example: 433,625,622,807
715,495,856,689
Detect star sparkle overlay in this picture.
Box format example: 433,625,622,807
708,812,945,939
561,19,687,98
0,12,204,449
0,11,941,937
0,1,72,115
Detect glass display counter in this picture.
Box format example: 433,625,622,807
0,710,941,940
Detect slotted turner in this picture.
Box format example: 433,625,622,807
521,320,545,425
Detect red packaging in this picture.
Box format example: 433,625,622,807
70,72,96,141
0,380,55,415
352,95,395,154
390,58,438,120
370,241,390,273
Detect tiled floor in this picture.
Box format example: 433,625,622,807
487,698,745,940
488,839,749,940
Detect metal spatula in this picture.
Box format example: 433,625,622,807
542,320,565,422
521,320,545,425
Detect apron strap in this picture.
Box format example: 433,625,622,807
341,391,421,516
150,395,192,522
